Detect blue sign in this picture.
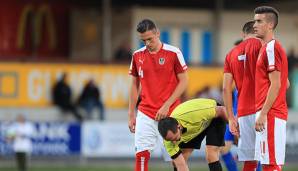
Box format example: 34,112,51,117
0,122,81,156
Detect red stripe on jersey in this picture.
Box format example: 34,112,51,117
267,116,276,165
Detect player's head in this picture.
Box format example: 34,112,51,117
158,117,182,142
242,20,255,38
253,6,279,38
136,19,161,52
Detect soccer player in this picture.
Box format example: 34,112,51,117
253,6,289,171
221,40,242,171
223,20,262,171
158,98,227,171
220,89,239,171
128,19,188,171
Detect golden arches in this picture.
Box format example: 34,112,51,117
17,4,34,49
34,4,57,50
17,4,57,50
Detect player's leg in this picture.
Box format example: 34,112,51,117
135,111,158,171
238,114,258,171
221,135,238,171
256,161,262,171
255,111,286,171
205,117,226,171
177,126,207,170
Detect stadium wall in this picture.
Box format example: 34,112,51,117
1,119,298,159
131,8,298,64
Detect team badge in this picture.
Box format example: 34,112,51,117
159,58,165,65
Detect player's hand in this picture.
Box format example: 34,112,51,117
255,112,267,132
128,115,136,133
155,103,170,121
228,116,239,137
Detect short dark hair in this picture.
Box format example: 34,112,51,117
242,21,255,34
136,19,157,33
158,117,179,139
254,6,279,29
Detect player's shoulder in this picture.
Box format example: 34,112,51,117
132,46,146,56
244,38,262,50
265,39,280,52
226,44,241,57
162,43,181,54
269,39,284,49
246,37,261,43
268,39,287,56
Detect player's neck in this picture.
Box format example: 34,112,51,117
262,32,274,44
149,41,162,54
243,34,254,40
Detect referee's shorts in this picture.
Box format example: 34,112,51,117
179,117,226,149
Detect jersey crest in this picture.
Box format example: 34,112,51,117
159,57,165,65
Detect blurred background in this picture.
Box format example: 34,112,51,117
0,0,298,170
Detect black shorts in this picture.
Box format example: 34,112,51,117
179,117,226,149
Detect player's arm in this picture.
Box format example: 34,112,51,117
128,75,140,133
222,73,239,136
256,70,280,131
155,72,188,121
172,154,189,171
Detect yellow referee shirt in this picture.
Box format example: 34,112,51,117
164,98,217,157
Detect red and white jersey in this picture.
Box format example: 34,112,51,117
129,43,187,119
255,39,288,120
224,38,262,117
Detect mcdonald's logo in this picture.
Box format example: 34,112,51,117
17,4,57,50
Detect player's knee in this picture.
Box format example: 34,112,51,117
220,142,232,154
206,146,220,163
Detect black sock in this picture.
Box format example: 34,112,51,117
173,167,177,171
208,161,222,171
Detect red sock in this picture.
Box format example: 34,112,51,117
243,161,258,171
263,165,282,171
135,150,150,171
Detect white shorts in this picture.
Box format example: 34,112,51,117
237,114,256,161
254,111,286,165
135,111,171,161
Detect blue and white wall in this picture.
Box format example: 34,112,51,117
135,27,213,65
132,8,214,65
132,8,298,64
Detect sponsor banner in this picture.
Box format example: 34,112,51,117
0,122,80,156
81,121,135,157
0,63,223,108
1,121,297,158
81,121,164,157
0,63,129,108
81,121,298,158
